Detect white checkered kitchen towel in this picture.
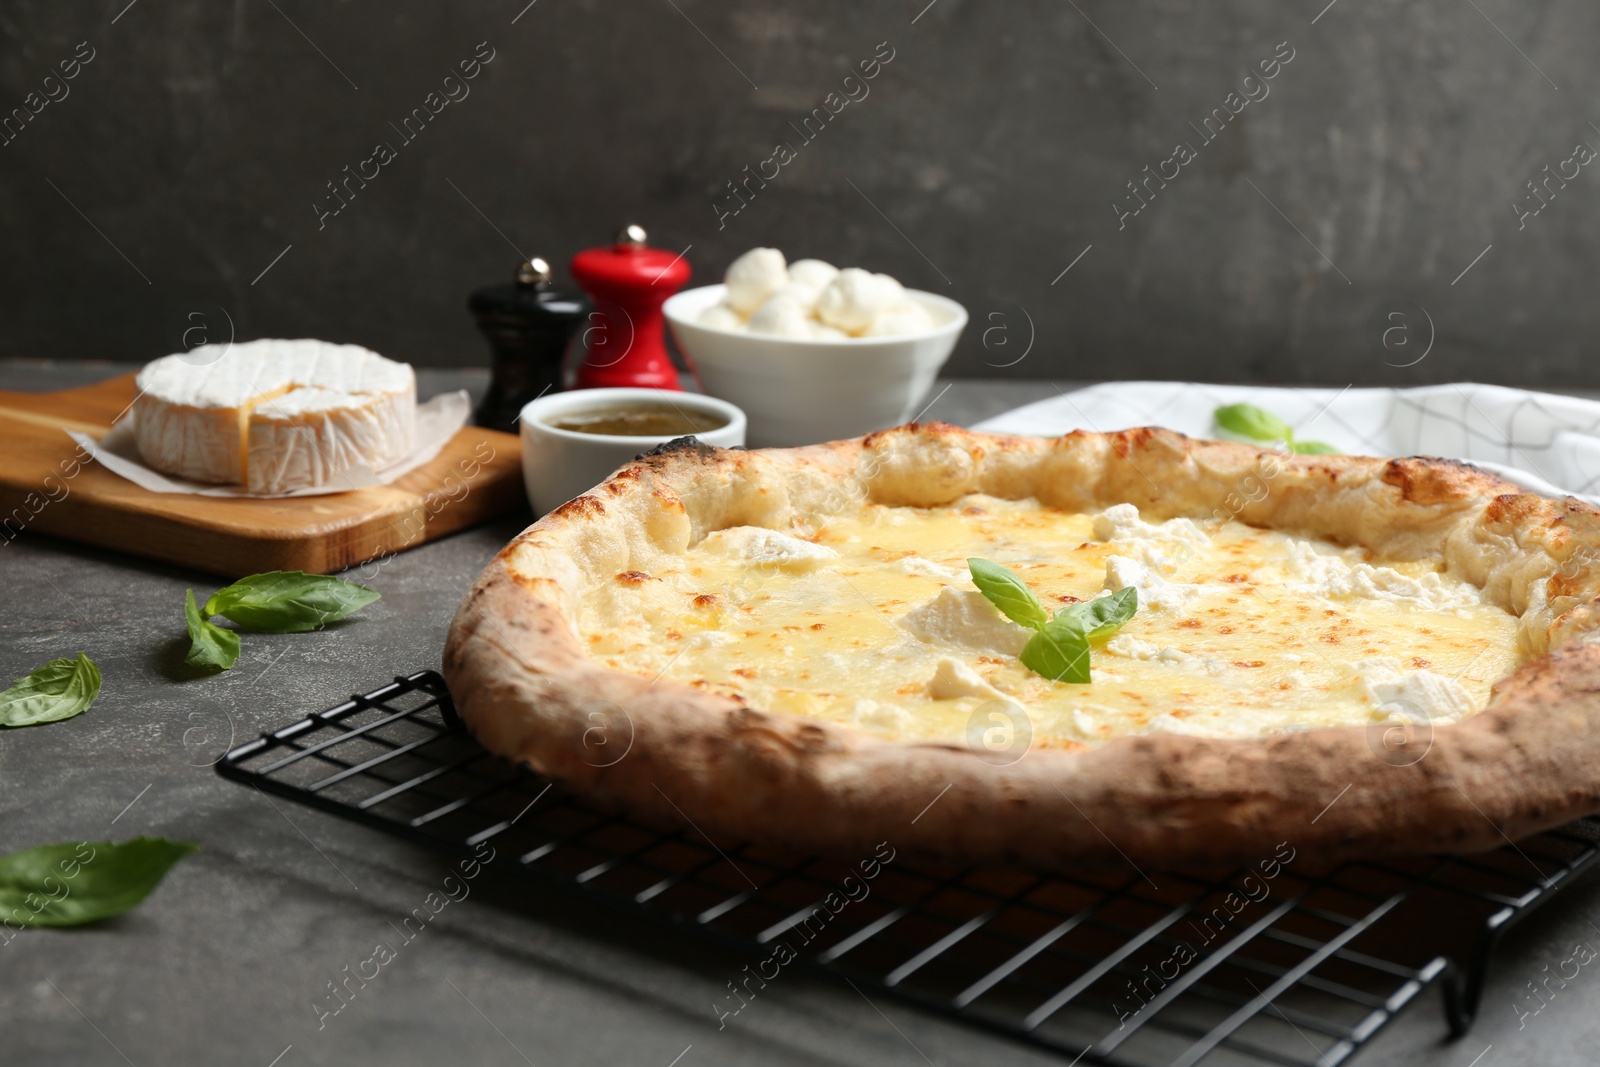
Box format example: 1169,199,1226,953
973,382,1600,504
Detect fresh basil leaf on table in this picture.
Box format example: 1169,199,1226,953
0,652,101,727
203,571,380,633
183,589,240,671
0,837,197,927
1213,402,1338,455
1214,402,1294,442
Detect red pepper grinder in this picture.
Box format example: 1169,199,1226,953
569,224,690,391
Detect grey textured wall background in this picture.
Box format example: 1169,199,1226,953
2,0,1597,385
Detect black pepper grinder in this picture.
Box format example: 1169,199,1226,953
469,258,589,433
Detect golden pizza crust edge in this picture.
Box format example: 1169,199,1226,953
443,423,1600,870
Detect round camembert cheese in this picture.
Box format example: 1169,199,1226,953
132,339,416,494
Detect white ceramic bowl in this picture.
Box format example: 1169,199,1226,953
664,284,967,448
519,387,746,514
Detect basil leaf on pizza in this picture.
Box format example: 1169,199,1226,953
966,557,1049,630
1056,586,1139,644
1020,620,1093,683
968,560,1137,682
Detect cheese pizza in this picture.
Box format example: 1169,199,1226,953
444,424,1600,869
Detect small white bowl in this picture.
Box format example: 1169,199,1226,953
519,387,746,514
664,284,967,448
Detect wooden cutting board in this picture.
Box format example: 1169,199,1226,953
0,373,526,577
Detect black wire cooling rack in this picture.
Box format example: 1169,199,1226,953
217,671,1600,1067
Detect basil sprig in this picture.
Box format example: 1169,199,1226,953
182,571,380,671
0,653,101,727
967,559,1137,684
1214,403,1337,455
184,589,241,671
204,571,381,633
0,837,197,927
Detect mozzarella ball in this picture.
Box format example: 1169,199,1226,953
769,281,822,311
746,294,813,338
809,321,849,340
872,272,907,307
724,247,789,315
816,268,904,334
863,301,936,337
788,258,839,290
699,303,745,331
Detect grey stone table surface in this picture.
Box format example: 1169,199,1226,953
3,360,1599,1067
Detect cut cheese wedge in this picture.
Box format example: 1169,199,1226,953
131,339,416,494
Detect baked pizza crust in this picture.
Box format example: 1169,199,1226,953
443,423,1600,870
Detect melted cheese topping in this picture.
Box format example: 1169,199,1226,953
577,497,1521,747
